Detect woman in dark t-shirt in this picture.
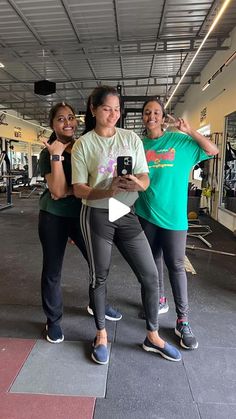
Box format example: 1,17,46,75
39,102,122,344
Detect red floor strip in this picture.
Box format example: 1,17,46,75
0,393,95,419
0,338,95,418
0,338,36,392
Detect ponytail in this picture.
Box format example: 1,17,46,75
47,131,57,144
82,95,95,134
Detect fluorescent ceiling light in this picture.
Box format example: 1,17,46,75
0,63,5,68
202,81,211,91
164,0,232,109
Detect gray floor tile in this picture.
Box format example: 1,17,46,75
198,403,236,419
62,307,116,342
10,340,110,397
0,305,44,339
106,343,192,403
183,348,236,403
94,400,200,419
183,311,236,348
1,196,236,418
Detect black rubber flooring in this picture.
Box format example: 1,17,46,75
0,193,236,419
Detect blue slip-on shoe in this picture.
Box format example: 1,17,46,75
87,305,122,321
45,323,64,344
142,337,181,362
91,338,109,365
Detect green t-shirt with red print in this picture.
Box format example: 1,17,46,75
135,131,211,230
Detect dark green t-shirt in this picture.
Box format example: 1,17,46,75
39,147,82,217
135,131,211,230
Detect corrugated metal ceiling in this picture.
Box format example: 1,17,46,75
0,0,236,133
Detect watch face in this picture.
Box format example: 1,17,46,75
51,155,60,161
50,153,65,161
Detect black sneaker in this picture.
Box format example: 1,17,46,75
87,305,122,321
175,321,198,350
46,324,64,344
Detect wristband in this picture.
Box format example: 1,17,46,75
50,155,64,161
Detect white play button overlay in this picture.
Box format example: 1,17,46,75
108,198,130,222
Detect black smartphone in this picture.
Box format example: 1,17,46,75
117,156,133,176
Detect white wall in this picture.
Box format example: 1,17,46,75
175,26,236,231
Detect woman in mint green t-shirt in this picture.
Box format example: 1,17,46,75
72,86,182,365
135,98,219,351
39,102,121,345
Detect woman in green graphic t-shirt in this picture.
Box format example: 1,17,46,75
135,98,219,351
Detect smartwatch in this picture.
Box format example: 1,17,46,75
50,155,64,161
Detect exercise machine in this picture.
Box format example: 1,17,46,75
0,150,13,211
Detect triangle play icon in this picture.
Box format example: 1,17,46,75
108,198,130,222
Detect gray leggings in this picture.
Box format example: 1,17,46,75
138,216,189,319
80,205,159,331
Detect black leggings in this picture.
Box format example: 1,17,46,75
138,216,189,319
80,205,159,332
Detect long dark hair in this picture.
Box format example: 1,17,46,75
141,97,166,136
48,101,76,144
47,131,57,144
83,85,120,134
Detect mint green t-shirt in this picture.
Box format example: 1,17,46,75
72,128,148,209
135,131,211,230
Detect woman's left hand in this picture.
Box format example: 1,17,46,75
174,118,191,135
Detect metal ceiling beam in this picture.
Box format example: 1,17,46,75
0,73,201,85
6,0,87,101
7,0,44,45
60,0,99,86
145,0,168,96
0,80,200,95
0,45,228,63
0,36,226,52
113,0,125,87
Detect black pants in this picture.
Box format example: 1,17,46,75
80,205,159,332
38,210,88,325
139,216,189,319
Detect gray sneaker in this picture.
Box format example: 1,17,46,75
159,298,169,314
138,298,169,320
175,321,198,349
